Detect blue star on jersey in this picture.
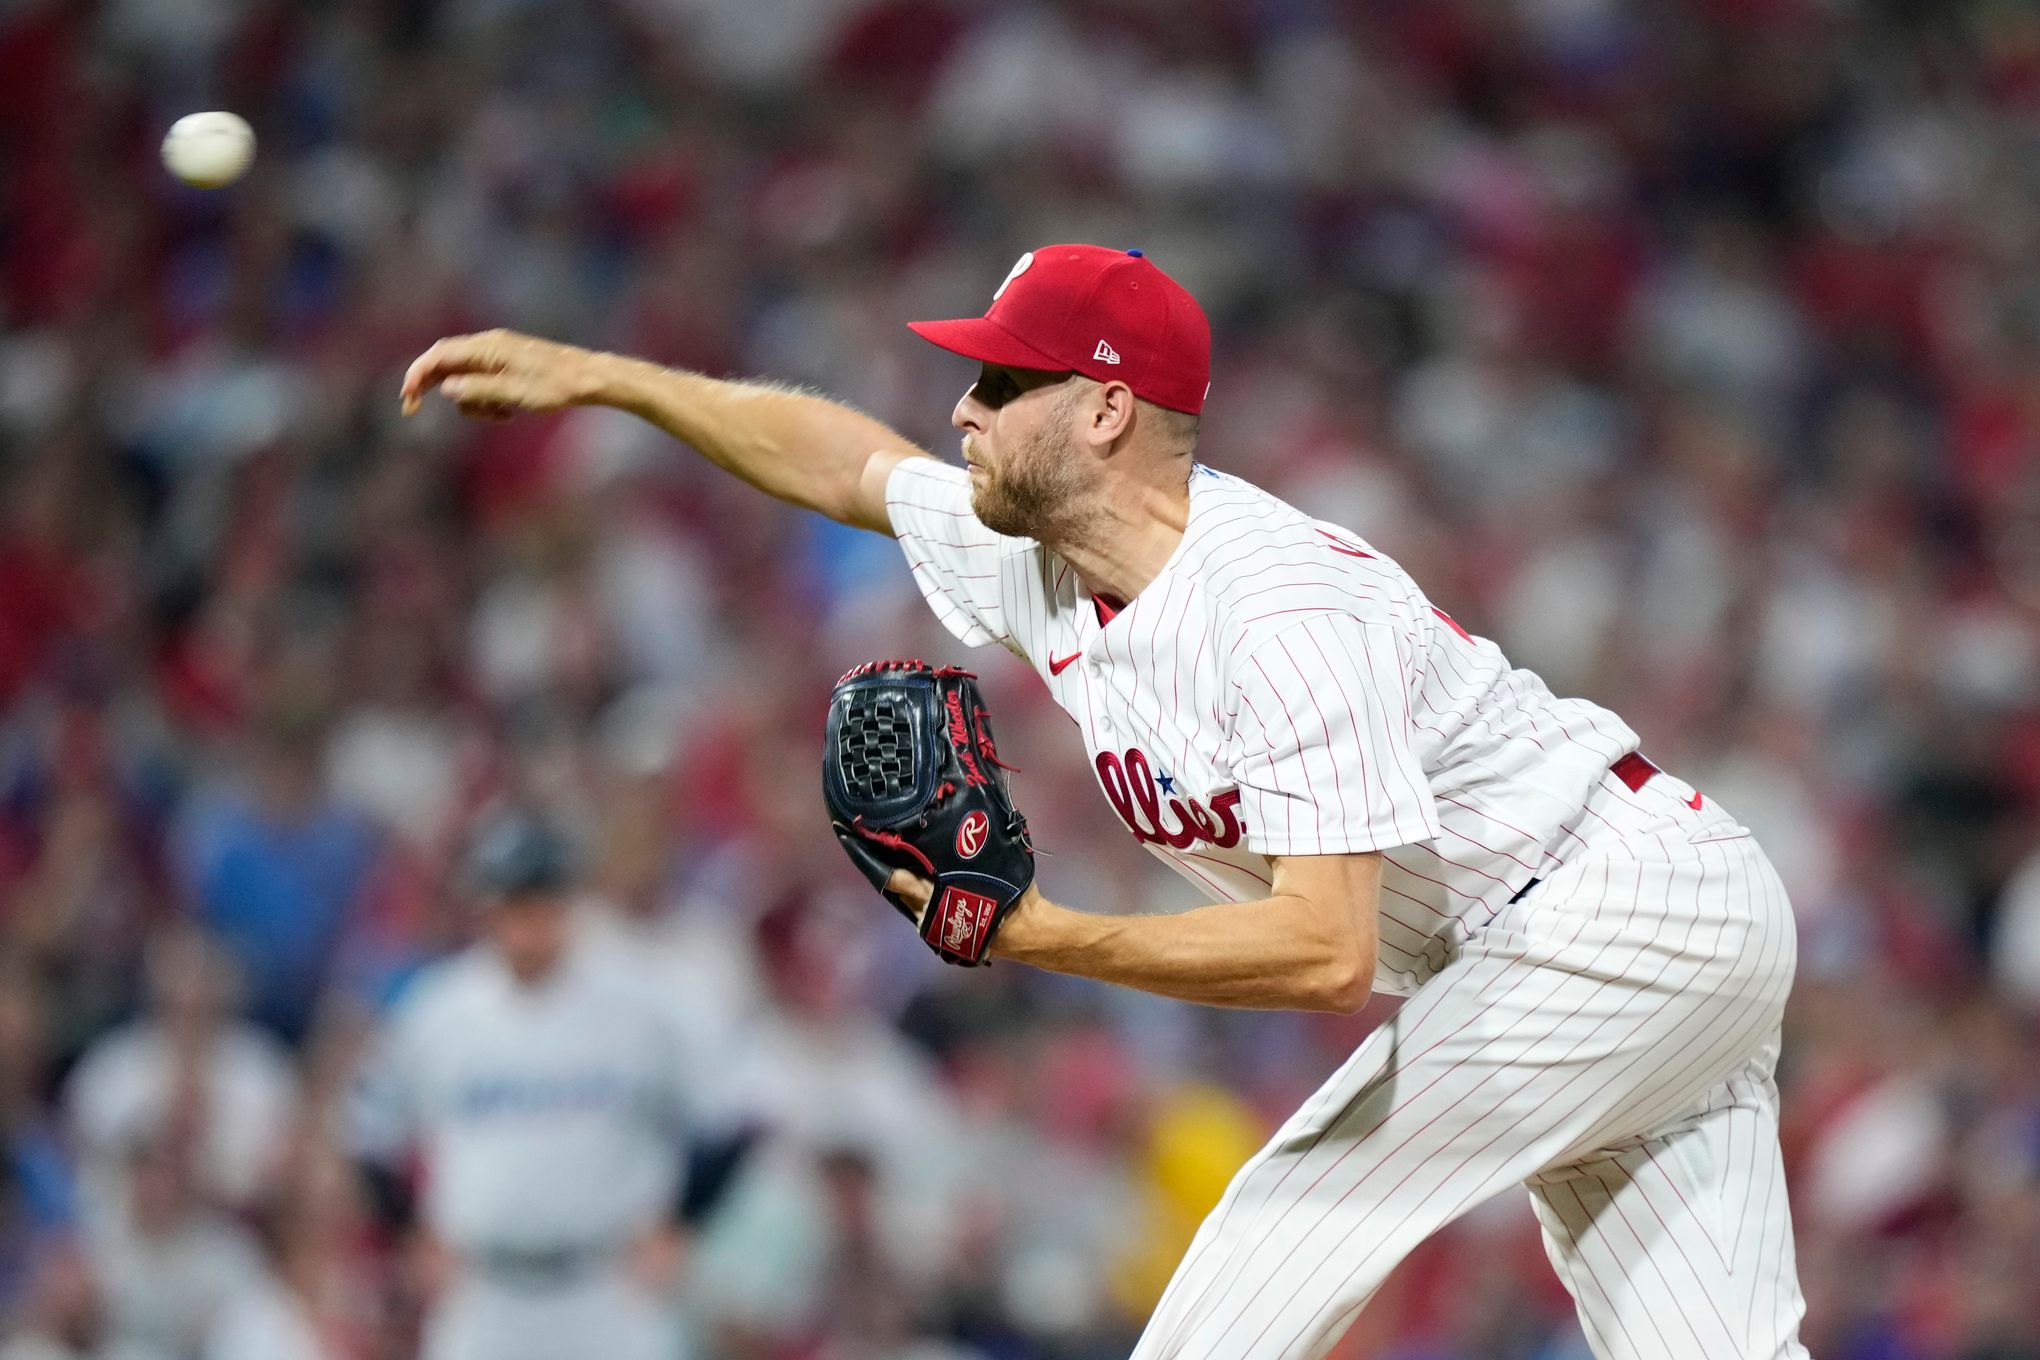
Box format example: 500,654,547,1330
1157,770,1176,794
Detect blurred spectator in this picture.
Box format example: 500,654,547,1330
0,0,2037,1354
1991,837,2040,1009
0,1246,145,1360
64,928,297,1216
681,890,981,1353
0,966,76,1326
325,615,467,855
199,1143,377,1360
689,1141,985,1360
170,708,380,1044
78,1133,267,1360
578,750,760,1126
1110,1080,1260,1326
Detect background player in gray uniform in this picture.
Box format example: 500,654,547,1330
350,810,694,1360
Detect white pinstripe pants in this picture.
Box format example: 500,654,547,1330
1134,777,1811,1360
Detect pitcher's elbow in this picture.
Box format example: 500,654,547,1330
1310,944,1375,1014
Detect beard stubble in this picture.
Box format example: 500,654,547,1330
967,390,1089,539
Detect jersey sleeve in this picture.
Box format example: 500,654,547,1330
884,457,1024,649
1226,613,1443,857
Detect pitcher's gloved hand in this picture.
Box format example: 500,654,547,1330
822,661,1034,965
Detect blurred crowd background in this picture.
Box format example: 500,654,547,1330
2,0,2039,1356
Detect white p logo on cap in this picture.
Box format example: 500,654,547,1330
993,251,1035,302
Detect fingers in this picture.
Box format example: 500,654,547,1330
886,869,934,917
440,373,523,408
400,336,471,416
399,330,510,416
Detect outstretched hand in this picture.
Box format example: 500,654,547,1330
400,328,600,421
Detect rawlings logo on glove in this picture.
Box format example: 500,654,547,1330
822,661,1034,966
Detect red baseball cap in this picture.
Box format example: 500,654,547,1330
909,245,1212,415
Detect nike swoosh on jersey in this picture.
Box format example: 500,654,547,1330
1686,791,1704,810
1048,652,1081,675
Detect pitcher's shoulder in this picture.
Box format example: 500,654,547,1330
1192,487,1415,641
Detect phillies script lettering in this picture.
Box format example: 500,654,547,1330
1096,750,1244,849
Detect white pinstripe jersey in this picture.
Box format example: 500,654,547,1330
886,458,1645,995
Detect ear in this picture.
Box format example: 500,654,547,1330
1083,380,1137,449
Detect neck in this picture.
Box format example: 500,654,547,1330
1042,465,1192,604
506,952,566,987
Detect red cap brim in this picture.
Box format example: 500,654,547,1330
907,316,1069,373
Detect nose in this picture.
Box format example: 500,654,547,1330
952,384,987,434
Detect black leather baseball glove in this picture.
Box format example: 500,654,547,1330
823,660,1034,966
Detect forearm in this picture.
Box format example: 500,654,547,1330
585,354,922,531
403,329,928,529
991,889,1377,1013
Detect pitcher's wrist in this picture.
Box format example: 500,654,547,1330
571,349,634,408
993,884,1058,963
580,348,685,411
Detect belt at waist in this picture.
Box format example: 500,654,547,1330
1506,752,1665,908
469,1242,618,1291
1609,751,1661,792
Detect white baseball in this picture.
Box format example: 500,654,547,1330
161,111,256,189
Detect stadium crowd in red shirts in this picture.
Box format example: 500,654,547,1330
0,1,2036,1357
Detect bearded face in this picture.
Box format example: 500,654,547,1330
966,378,1088,539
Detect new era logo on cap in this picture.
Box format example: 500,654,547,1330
906,245,1213,414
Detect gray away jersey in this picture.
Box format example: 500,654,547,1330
350,937,691,1252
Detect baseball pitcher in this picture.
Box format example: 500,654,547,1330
401,245,1810,1359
